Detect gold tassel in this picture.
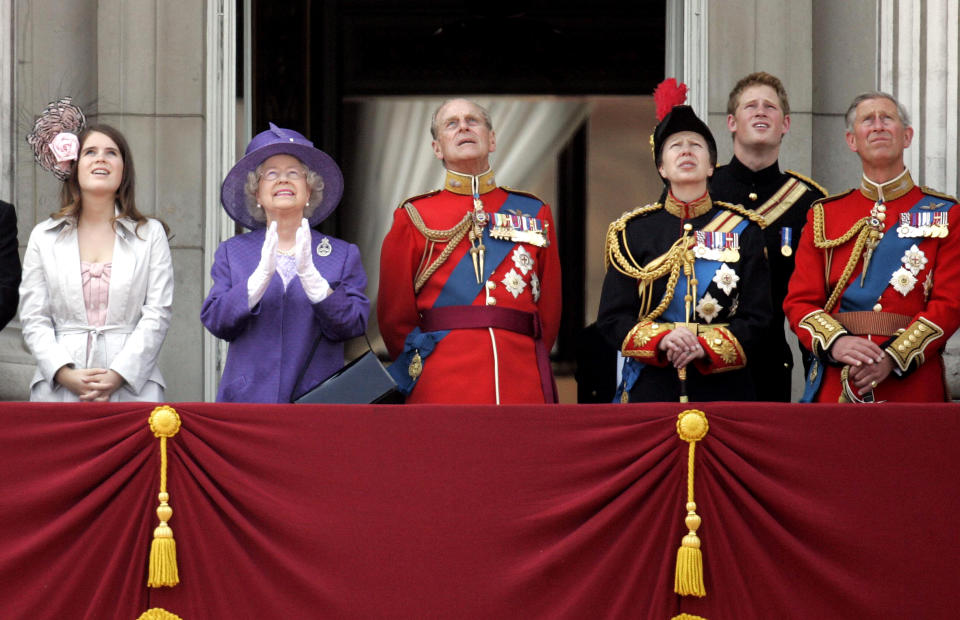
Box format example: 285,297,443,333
147,406,182,588
671,615,708,620
136,607,184,620
675,409,709,597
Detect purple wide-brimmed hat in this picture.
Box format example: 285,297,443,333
220,122,344,230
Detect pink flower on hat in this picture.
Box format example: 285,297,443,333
27,97,86,180
49,132,80,165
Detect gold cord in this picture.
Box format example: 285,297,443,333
811,204,871,313
404,203,473,293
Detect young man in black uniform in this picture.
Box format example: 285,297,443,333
710,72,827,402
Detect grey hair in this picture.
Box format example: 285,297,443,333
845,91,911,131
244,158,325,224
430,99,493,139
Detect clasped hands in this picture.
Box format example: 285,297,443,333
658,325,706,369
55,366,125,401
257,218,322,277
248,219,326,307
830,335,893,395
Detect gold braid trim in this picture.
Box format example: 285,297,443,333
603,203,663,270
886,317,944,372
919,186,959,203
713,200,768,228
799,310,847,356
604,202,698,322
787,169,828,196
698,325,746,371
811,203,871,313
403,202,473,294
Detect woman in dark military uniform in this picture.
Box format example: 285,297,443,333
596,80,772,403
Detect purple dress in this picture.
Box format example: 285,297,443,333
201,227,369,402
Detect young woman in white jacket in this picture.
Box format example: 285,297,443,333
20,124,173,401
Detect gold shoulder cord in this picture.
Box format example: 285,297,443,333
786,169,829,196
810,203,870,313
604,203,696,321
604,203,663,271
712,200,768,228
403,202,473,294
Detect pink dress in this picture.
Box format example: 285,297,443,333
81,261,111,366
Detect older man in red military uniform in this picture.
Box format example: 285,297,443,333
378,99,561,404
785,92,960,402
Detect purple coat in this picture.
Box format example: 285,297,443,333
201,228,369,402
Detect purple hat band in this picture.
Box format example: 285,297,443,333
220,122,344,230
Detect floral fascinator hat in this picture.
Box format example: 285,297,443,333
26,97,87,181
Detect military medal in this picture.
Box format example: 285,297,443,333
316,237,332,257
408,350,423,379
780,226,793,257
898,212,948,238
489,212,550,247
695,230,740,262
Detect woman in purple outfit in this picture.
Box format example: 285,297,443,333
201,123,369,402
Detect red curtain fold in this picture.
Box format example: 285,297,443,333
0,402,957,619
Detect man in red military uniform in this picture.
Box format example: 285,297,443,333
785,92,960,402
377,99,561,404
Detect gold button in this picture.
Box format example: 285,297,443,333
714,338,722,346
873,303,882,312
486,298,497,306
898,344,906,351
918,324,927,332
748,192,758,201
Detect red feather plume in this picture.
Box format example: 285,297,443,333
653,78,688,121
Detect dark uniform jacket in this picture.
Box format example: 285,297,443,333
597,192,772,403
710,157,826,401
0,200,21,330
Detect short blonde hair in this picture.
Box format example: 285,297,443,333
243,157,325,224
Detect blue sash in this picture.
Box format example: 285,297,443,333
389,192,544,394
615,214,750,401
841,195,953,311
801,194,954,401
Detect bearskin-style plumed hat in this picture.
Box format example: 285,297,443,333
651,78,717,173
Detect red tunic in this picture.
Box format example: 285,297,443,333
378,176,561,404
784,173,960,402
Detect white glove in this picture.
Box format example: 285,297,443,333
247,221,278,309
295,218,331,303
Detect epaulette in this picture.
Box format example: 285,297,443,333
919,186,959,204
811,188,856,209
500,186,547,204
785,169,828,196
713,200,765,227
395,189,441,209
603,203,663,269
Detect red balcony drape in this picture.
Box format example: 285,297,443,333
1,402,956,619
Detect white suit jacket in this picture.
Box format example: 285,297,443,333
19,215,173,401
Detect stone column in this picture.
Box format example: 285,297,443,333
96,0,206,400
707,0,817,175
877,0,960,396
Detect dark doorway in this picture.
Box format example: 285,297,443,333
246,1,666,366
